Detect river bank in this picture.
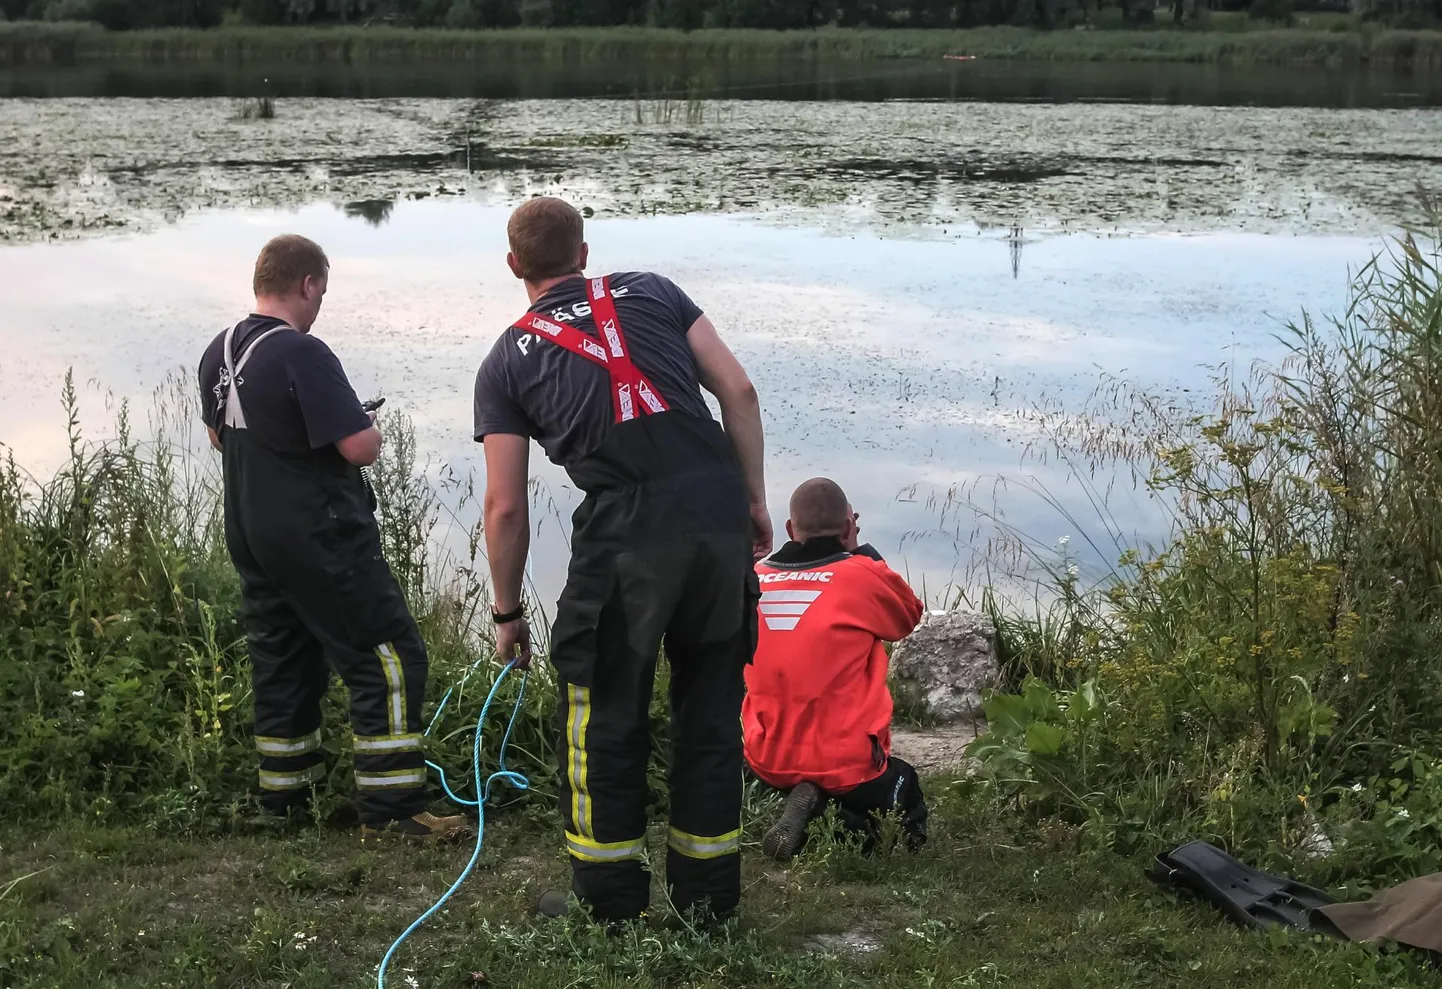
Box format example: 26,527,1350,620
4,22,1442,69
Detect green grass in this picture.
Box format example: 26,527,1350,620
1,786,1434,989
3,22,1442,68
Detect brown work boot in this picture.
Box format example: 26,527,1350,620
361,811,473,841
761,782,825,862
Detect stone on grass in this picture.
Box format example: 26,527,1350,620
891,609,1000,723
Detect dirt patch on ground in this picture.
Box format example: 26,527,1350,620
892,721,983,776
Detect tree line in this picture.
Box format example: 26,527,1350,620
3,0,1438,33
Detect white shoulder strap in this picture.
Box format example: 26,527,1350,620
222,322,292,430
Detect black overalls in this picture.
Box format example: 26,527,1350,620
513,278,760,920
218,323,430,825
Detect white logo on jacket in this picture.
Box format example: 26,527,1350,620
758,588,823,631
758,571,832,584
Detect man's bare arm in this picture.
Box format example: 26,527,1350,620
336,424,384,467
483,433,531,614
689,315,765,504
688,314,772,558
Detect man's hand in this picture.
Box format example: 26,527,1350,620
495,617,533,670
750,501,774,561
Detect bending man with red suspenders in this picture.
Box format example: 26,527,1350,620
473,198,771,923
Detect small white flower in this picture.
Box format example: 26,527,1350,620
405,978,419,989
1342,674,1350,683
1396,808,1411,820
1058,536,1070,547
1351,783,1364,793
1066,564,1080,578
72,690,85,698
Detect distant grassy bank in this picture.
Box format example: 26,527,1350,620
4,21,1442,69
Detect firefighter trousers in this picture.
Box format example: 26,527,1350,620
237,545,430,825
553,530,759,922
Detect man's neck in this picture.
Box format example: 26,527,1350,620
525,272,584,305
252,299,306,332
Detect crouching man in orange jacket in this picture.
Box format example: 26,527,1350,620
744,477,928,861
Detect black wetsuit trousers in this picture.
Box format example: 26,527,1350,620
833,756,929,852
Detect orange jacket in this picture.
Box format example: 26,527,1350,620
743,539,925,793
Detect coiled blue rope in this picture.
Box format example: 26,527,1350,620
376,659,530,989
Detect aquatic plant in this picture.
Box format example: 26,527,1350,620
235,95,276,119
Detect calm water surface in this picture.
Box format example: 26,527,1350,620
0,200,1373,602
1,66,1428,600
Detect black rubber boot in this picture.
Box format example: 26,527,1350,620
536,890,573,919
761,782,825,862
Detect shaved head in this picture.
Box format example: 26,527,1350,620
788,478,851,542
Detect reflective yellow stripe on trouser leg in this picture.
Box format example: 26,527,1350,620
565,832,646,864
352,733,424,754
668,826,742,860
355,768,428,790
259,763,326,791
375,642,407,736
254,729,323,757
566,685,594,838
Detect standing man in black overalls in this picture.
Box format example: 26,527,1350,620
199,234,466,840
474,198,771,922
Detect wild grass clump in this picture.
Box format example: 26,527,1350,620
967,210,1442,883
0,375,565,830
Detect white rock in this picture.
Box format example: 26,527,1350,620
891,610,1000,723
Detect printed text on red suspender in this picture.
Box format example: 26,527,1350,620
511,276,671,424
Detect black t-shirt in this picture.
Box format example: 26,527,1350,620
473,271,712,467
197,315,371,454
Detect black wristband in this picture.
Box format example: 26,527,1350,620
492,604,525,625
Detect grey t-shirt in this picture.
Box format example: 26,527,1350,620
473,271,713,467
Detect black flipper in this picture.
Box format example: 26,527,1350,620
1148,840,1344,936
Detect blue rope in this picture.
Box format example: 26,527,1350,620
376,660,530,989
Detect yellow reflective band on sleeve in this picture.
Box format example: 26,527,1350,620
565,832,645,863
353,733,424,754
254,729,322,756
375,643,406,735
566,685,594,838
355,768,427,790
259,764,325,791
667,826,742,860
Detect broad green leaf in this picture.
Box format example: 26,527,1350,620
1025,722,1068,757
983,693,1032,739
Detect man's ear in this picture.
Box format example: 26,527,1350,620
785,519,796,541
506,252,525,280
577,242,589,272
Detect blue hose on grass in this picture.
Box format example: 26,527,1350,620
376,659,530,989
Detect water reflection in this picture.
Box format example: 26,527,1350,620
344,199,397,227
0,202,1377,604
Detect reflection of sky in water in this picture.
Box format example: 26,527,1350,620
0,201,1376,605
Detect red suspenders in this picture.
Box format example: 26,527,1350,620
511,275,671,424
